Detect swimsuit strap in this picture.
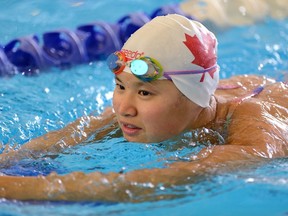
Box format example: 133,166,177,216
226,85,264,120
217,84,241,90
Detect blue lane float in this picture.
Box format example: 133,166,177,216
0,4,192,77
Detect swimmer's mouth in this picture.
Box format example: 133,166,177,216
120,122,142,136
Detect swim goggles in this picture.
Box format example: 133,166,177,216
106,51,218,82
107,51,164,82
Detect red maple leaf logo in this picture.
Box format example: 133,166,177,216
183,31,217,82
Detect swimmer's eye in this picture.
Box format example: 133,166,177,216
116,83,125,90
138,90,152,96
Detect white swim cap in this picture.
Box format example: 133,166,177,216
121,14,219,107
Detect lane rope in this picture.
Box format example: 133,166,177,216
0,4,193,77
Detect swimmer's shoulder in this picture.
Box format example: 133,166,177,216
228,97,288,148
216,75,275,100
215,75,288,146
219,74,288,115
258,81,288,107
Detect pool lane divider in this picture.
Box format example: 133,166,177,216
0,4,193,77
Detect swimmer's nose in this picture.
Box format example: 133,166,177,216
118,94,137,117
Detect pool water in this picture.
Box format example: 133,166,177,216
1,0,288,215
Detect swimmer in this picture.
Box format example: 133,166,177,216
0,14,287,202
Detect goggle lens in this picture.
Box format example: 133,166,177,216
107,52,126,74
130,59,149,76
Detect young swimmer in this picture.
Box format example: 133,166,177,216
0,14,287,202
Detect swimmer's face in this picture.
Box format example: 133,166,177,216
113,72,203,143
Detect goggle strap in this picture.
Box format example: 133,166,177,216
113,64,126,74
163,64,218,76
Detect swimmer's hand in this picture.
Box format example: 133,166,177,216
0,107,116,168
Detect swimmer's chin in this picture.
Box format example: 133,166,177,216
123,133,174,144
123,135,150,143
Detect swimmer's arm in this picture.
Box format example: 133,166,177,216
0,108,116,162
1,125,286,202
1,109,287,202
0,144,273,202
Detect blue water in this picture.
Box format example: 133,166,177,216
1,0,288,215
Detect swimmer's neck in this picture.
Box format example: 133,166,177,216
194,95,236,129
214,95,235,127
193,95,219,129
